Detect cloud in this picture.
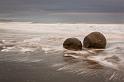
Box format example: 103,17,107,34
0,0,123,23
0,0,124,13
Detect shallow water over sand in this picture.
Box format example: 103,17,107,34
0,22,124,82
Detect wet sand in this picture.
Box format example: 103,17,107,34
0,61,87,82
0,58,123,82
0,55,123,82
0,48,124,82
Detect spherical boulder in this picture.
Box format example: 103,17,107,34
63,38,82,50
83,32,106,49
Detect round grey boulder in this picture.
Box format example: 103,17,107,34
63,38,82,50
83,32,106,49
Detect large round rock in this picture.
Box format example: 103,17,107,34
63,38,82,50
83,32,106,49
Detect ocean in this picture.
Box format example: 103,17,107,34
0,22,124,82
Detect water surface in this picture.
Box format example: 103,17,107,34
0,22,124,82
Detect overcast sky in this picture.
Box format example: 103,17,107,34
0,0,124,23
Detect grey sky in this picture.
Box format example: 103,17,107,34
0,0,124,23
0,0,124,12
